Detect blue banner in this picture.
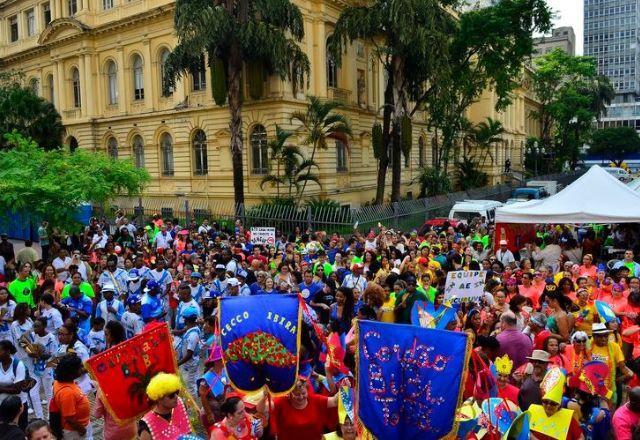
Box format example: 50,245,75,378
357,320,470,439
218,294,301,395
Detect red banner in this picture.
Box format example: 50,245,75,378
494,222,537,254
84,322,178,422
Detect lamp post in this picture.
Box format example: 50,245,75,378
527,141,545,177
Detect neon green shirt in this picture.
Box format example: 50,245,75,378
8,277,37,308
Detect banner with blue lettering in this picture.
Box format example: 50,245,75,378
357,320,470,439
218,294,301,395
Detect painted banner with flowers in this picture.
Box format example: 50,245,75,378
357,320,471,439
84,322,177,422
218,294,301,395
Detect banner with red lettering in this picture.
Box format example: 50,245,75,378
218,294,301,395
84,322,178,422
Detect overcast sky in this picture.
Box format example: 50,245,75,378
545,0,584,54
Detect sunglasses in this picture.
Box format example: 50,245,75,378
541,400,559,407
574,339,587,343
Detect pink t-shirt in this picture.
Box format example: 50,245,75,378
613,403,640,440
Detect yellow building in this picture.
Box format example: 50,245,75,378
467,69,542,184
0,0,540,207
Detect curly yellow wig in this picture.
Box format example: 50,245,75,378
146,373,182,401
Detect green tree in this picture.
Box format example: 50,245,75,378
472,117,505,169
590,127,640,167
329,0,456,204
455,157,489,190
0,132,150,230
531,49,612,168
259,125,321,198
164,0,310,208
425,0,552,176
0,75,64,151
330,0,551,203
291,96,352,205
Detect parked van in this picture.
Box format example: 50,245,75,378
448,200,503,223
508,186,549,203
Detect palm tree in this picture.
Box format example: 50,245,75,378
259,125,321,198
291,96,352,205
590,75,615,121
473,117,505,169
164,0,310,208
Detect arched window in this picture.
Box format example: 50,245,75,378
47,74,54,104
71,67,81,108
132,55,144,100
336,141,348,172
107,137,118,159
160,133,174,176
132,135,144,168
191,55,206,91
418,137,425,168
159,49,173,97
250,125,268,174
29,78,39,96
68,136,78,153
326,39,338,88
106,60,118,105
192,129,208,175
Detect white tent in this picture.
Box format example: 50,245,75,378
628,178,640,192
495,165,640,224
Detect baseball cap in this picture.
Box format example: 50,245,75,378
181,307,199,319
499,240,508,245
237,270,248,279
190,272,203,279
126,295,142,306
101,284,117,292
227,278,240,287
215,264,225,270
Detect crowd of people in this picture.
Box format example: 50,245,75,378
2,212,640,439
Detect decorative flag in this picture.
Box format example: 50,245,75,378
503,411,531,440
410,300,457,330
84,322,177,422
595,300,618,323
357,320,470,439
481,398,521,434
320,332,349,375
218,294,301,395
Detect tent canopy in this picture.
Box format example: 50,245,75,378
495,165,640,224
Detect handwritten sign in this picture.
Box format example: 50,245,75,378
250,227,276,245
357,320,470,439
84,322,177,422
444,270,487,302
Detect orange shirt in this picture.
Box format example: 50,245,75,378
579,265,597,280
519,284,543,309
50,381,90,431
620,303,640,344
611,295,629,316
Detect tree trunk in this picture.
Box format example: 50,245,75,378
228,46,245,210
375,69,395,205
390,56,405,203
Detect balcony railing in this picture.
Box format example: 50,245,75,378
328,87,351,104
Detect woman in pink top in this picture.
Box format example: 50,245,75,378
519,272,542,309
579,254,597,280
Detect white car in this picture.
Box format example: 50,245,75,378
603,167,632,182
448,200,503,223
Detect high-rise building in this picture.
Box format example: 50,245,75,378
533,27,576,57
584,0,640,130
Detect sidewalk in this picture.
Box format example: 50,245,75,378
9,239,42,256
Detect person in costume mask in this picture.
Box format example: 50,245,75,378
138,373,192,440
521,368,584,440
323,386,356,440
495,355,519,405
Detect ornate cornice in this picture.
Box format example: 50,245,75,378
0,5,173,64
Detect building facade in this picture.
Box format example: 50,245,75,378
0,0,539,207
584,0,640,130
533,26,576,57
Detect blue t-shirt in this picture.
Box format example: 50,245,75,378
61,295,93,334
141,293,164,321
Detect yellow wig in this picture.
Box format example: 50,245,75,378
146,373,182,401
